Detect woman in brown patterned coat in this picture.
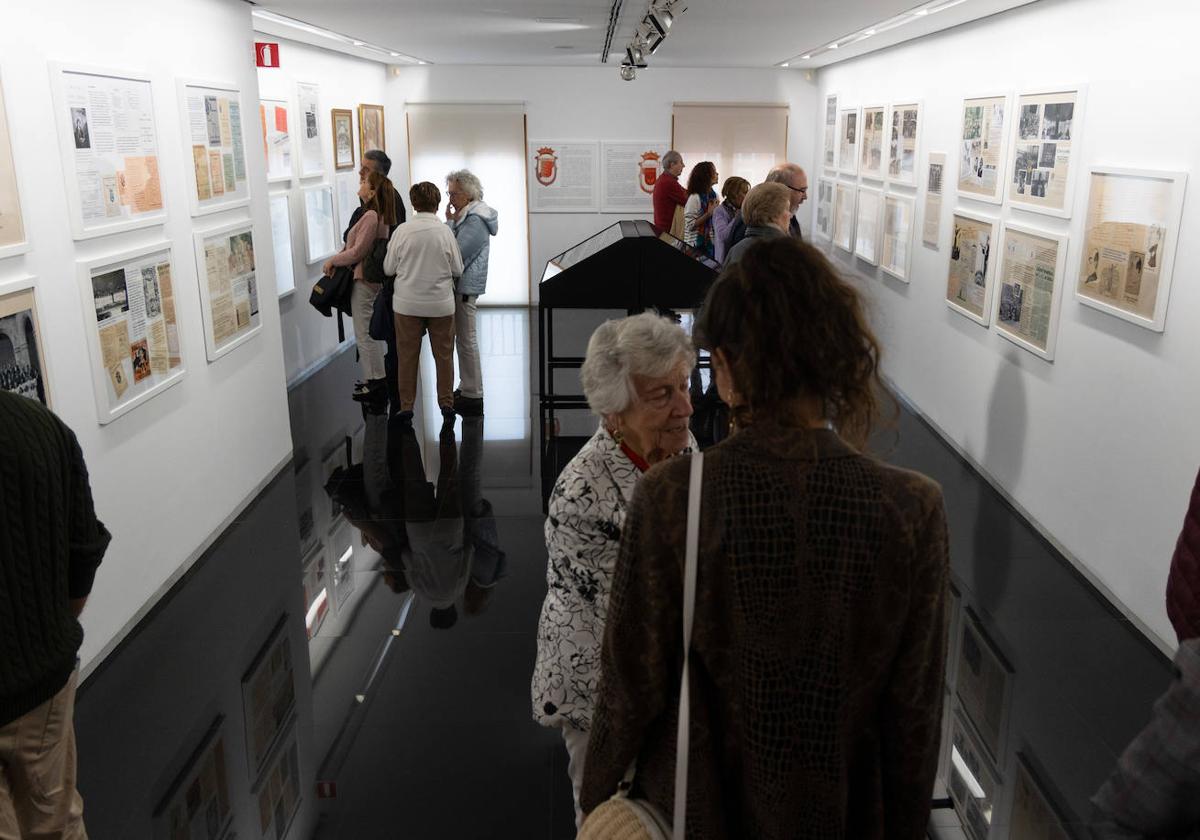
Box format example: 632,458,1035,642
580,237,950,838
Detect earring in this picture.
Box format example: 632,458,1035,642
610,426,624,445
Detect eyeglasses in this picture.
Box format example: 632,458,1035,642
788,184,809,195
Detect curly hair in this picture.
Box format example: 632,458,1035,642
694,237,884,448
686,161,717,196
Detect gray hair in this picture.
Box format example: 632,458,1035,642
446,169,483,201
364,149,392,175
581,313,694,417
661,150,683,171
743,182,791,227
765,162,805,185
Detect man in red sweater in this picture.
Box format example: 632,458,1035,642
652,150,687,231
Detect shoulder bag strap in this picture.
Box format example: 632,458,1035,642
673,450,703,836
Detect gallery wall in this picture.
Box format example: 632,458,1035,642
0,0,294,671
815,0,1200,651
255,35,399,385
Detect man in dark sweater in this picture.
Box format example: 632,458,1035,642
0,391,109,837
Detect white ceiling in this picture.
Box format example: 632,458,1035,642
250,0,1041,69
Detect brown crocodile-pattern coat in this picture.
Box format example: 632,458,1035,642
580,423,950,839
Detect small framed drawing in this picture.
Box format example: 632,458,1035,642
994,220,1068,360
880,192,915,282
151,716,233,840
252,722,302,840
49,63,168,240
832,181,856,253
859,105,886,180
260,98,292,183
0,71,30,259
177,79,251,217
887,102,921,186
948,708,1001,840
302,183,338,265
332,108,355,170
1011,752,1077,839
1075,166,1187,332
813,178,835,242
957,93,1010,205
946,208,1000,326
838,107,859,177
955,607,1014,765
77,241,187,424
0,277,50,406
297,82,323,178
269,193,295,298
1008,87,1084,218
359,103,385,155
240,614,297,779
854,185,882,265
822,94,838,170
193,220,262,362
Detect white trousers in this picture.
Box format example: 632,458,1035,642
351,280,387,381
454,294,483,398
562,724,589,831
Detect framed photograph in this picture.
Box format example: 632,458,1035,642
358,103,385,155
887,102,921,186
832,181,856,253
151,716,233,840
252,723,301,840
269,193,295,298
822,94,838,170
0,71,29,259
1076,166,1187,332
297,82,323,178
854,185,882,265
859,105,886,180
957,93,1010,205
838,107,859,176
946,208,1000,326
49,63,167,240
948,708,1001,840
331,108,355,170
241,615,297,779
813,177,835,242
193,220,262,362
302,184,337,265
880,192,916,282
1008,88,1084,218
1011,752,1077,839
0,276,50,405
302,541,328,640
955,607,1014,765
260,98,292,183
994,221,1069,360
177,80,250,217
77,242,186,424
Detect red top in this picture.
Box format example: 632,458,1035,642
652,172,688,231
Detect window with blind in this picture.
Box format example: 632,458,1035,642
671,103,790,188
406,103,530,305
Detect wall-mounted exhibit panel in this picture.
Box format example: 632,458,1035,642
838,106,859,177
193,219,263,361
331,107,354,171
269,193,295,298
993,220,1069,360
296,82,323,179
1007,88,1084,218
922,151,947,250
945,209,999,326
0,72,27,259
832,180,856,253
813,177,834,242
887,102,921,186
854,185,882,265
528,140,600,213
822,94,838,171
260,98,292,183
178,80,250,217
859,104,887,180
302,183,337,264
600,141,669,215
957,94,1009,205
880,193,915,283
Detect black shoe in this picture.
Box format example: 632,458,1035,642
453,393,484,417
352,378,386,402
396,410,414,428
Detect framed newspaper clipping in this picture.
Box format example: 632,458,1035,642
832,180,856,253
1075,166,1187,332
854,185,882,265
859,104,886,180
260,98,292,183
994,220,1069,360
838,107,859,177
887,102,921,187
880,192,916,283
0,70,29,259
177,79,251,218
945,208,1000,326
1008,87,1085,218
957,93,1010,205
822,94,838,171
813,177,835,243
193,220,262,362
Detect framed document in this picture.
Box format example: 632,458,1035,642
0,276,50,405
178,80,250,217
955,608,1014,765
600,141,669,214
887,102,921,186
1008,88,1084,218
151,716,233,840
854,185,882,265
838,107,859,177
297,82,323,178
813,177,835,242
957,93,1010,205
332,108,354,170
50,63,167,240
832,181,856,253
1075,166,1187,332
994,221,1068,360
193,220,262,361
77,242,186,424
880,192,915,282
260,98,292,183
302,184,337,264
240,615,296,779
946,208,1000,326
859,105,886,180
270,193,295,298
358,103,385,155
822,94,838,171
528,140,600,213
0,71,28,259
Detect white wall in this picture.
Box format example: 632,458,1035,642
255,36,397,384
815,0,1200,651
386,66,819,299
0,0,294,669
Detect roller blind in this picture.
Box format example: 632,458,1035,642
406,103,529,305
671,103,789,187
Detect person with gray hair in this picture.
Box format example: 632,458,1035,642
445,169,498,416
652,150,688,233
343,149,406,242
724,181,793,265
727,161,809,248
531,312,696,828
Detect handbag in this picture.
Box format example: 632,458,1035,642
577,451,704,840
669,204,686,241
309,264,355,342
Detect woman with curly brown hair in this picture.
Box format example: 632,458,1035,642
580,237,950,838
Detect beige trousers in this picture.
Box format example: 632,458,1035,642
0,670,86,840
393,313,456,412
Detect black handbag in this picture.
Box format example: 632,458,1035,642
309,265,355,341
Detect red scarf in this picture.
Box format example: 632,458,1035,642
619,441,650,473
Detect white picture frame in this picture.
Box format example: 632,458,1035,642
854,185,882,265
822,93,838,171
176,79,251,218
297,81,324,179
957,92,1011,206
880,192,916,283
261,98,293,184
1075,165,1187,333
49,62,168,241
302,183,337,264
77,240,187,424
832,180,856,253
886,101,922,187
270,192,295,298
993,220,1069,361
1007,86,1086,219
0,275,51,406
813,177,835,242
838,107,859,177
192,219,263,362
945,207,1000,326
0,70,30,259
859,104,887,181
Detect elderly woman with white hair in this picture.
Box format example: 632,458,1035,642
531,312,697,829
445,169,498,416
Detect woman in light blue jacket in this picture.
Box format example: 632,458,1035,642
445,169,498,416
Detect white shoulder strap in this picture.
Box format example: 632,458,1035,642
673,450,703,836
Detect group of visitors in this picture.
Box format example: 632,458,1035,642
322,150,498,423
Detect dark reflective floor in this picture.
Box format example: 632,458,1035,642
72,306,1173,840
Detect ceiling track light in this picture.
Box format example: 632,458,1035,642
619,0,684,79
784,0,971,66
